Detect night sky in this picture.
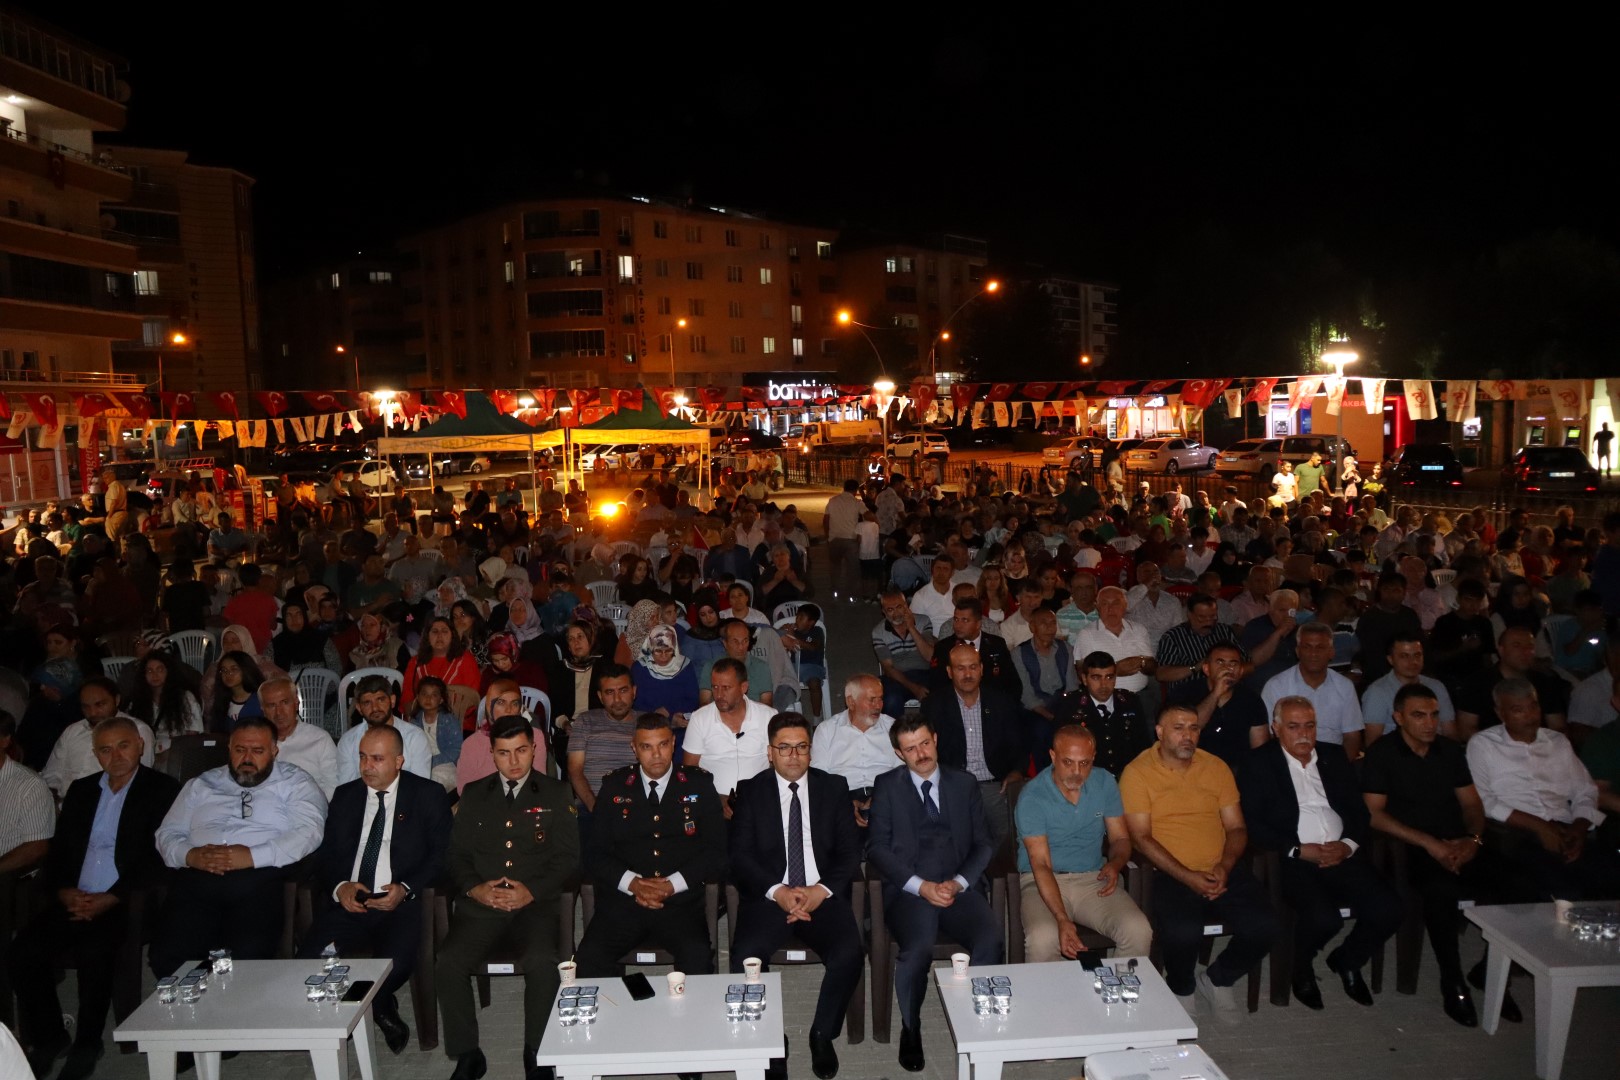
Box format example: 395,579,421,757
48,10,1619,360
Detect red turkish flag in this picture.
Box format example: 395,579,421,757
698,386,727,409
910,382,936,414
0,394,10,421
158,391,194,422
558,406,581,428
251,391,288,417
1095,381,1134,396
435,390,467,419
1180,378,1231,410
72,392,116,418
1055,382,1087,398
652,387,680,413
1142,380,1178,395
1021,382,1057,400
739,386,768,406
22,393,58,427
688,524,710,552
616,388,645,412
1244,378,1279,404
984,382,1017,401
117,392,155,419
210,391,240,420
490,390,520,415
302,391,345,413
951,383,980,414
580,405,607,424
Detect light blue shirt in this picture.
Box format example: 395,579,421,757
156,761,327,870
1360,671,1455,732
902,767,971,896
335,718,432,787
77,773,131,893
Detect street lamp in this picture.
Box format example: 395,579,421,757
928,278,1001,378
1320,343,1359,480
873,377,896,448
667,317,688,390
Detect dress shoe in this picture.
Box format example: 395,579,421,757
374,1004,411,1055
1467,958,1521,1022
809,1029,840,1079
25,1031,71,1077
1326,948,1374,1007
1441,983,1478,1028
1291,969,1325,1010
449,1048,488,1080
57,1042,106,1080
523,1044,555,1080
898,1024,925,1072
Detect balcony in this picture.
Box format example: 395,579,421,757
0,214,136,271
0,125,132,199
0,365,141,387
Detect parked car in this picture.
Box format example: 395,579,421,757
944,425,1015,450
889,432,951,460
1502,446,1601,494
1214,438,1284,475
1389,444,1464,488
1043,435,1113,469
1124,437,1219,475
718,429,785,454
331,459,399,491
449,452,492,474
1277,435,1356,468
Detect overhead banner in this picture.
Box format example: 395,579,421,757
1245,378,1278,404
1361,377,1386,414
1287,376,1322,414
1404,379,1438,420
1445,380,1477,421
1324,375,1347,415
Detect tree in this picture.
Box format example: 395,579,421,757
951,281,1068,380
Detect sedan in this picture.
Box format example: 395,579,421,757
1390,444,1464,488
1042,435,1111,468
1215,438,1283,475
1124,438,1218,474
1502,446,1601,494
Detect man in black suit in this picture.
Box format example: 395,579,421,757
299,725,452,1054
868,714,1001,1073
1052,651,1155,778
1239,697,1401,1010
924,641,1027,852
928,598,1020,700
730,712,864,1080
574,711,727,979
8,717,179,1080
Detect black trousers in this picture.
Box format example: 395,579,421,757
1150,863,1278,996
886,887,1002,1030
1489,824,1620,902
573,892,713,978
1403,844,1490,984
149,867,287,976
435,901,560,1057
731,895,863,1039
7,903,129,1048
1276,854,1402,972
298,898,422,1004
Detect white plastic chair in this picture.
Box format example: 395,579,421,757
168,629,215,674
1431,568,1457,589
290,665,341,737
772,601,809,624
102,656,134,681
588,581,619,608
521,687,551,725
599,603,630,624
611,541,643,559
773,615,833,720
337,666,405,721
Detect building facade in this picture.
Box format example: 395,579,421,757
832,233,992,379
1042,274,1118,369
261,251,412,390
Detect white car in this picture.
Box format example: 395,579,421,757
1124,438,1217,474
890,432,950,460
1214,438,1283,475
1043,435,1110,469
332,459,398,491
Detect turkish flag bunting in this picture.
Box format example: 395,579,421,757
616,388,645,412
22,393,57,427
118,392,156,419
158,391,194,422
579,405,605,424
72,392,116,417
533,389,557,413
1244,377,1278,404
1179,378,1231,410
558,406,581,428
302,391,346,412
739,387,768,406
984,382,1017,401
0,394,10,420
251,391,288,417
1056,382,1087,398
1142,379,1178,394
653,387,679,413
597,388,616,409
490,390,521,415
390,391,420,422
910,382,936,414
698,386,727,409
434,390,467,419
1095,381,1135,395
210,391,240,420
1021,382,1057,400
951,383,980,413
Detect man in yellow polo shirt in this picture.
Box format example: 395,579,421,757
1120,704,1277,1023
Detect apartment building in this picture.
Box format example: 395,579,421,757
261,251,413,390
832,233,993,379
1043,273,1119,368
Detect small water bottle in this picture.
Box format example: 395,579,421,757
156,977,179,1005
320,943,340,973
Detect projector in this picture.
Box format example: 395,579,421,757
1084,1044,1229,1080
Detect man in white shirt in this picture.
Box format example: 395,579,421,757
261,677,339,799
946,533,981,586
684,657,777,802
1261,624,1365,760
1075,586,1158,696
40,677,156,800
813,674,897,830
1361,635,1456,744
909,553,960,632
823,479,865,600
998,580,1045,651
1126,562,1186,649
1466,678,1619,899
1568,646,1619,732
335,675,431,787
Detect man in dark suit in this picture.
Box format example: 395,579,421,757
299,725,452,1053
730,712,864,1080
437,714,580,1080
868,713,1001,1073
1052,651,1155,778
1239,696,1401,1010
924,641,1027,853
928,598,1021,701
8,717,179,1080
574,711,727,979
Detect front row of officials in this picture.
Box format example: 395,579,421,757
14,660,1569,1080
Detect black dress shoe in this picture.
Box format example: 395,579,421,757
374,1005,411,1055
898,1024,925,1072
1441,983,1478,1028
1326,949,1374,1007
58,1043,106,1080
25,1032,71,1077
523,1044,555,1080
449,1048,488,1080
1292,969,1325,1010
809,1029,840,1079
1466,957,1521,1022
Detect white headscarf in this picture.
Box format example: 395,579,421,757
506,596,543,644
638,624,689,679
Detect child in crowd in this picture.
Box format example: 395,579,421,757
405,674,462,792
780,603,826,720
857,508,883,601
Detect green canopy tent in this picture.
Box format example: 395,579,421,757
529,393,712,497
374,392,548,513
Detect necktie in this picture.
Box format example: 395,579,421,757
921,779,940,821
648,780,660,806
1097,702,1111,722
505,779,518,804
786,781,806,887
357,790,387,892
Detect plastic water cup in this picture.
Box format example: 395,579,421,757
157,977,179,1005
743,957,762,983
209,949,233,974
179,978,202,1004
950,952,970,977
666,971,686,997
558,960,577,985
726,993,744,1020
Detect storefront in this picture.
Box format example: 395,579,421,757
738,372,861,434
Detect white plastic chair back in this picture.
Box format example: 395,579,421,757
1431,568,1458,589
337,666,405,721
612,541,643,559
588,581,619,607
772,601,808,624
169,629,215,674
102,656,134,681
773,615,833,720
290,665,341,736
599,603,630,623
522,687,551,725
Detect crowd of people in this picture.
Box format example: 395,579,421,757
1,453,1619,1080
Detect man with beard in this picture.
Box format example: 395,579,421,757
148,716,328,975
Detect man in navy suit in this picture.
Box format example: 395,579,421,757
730,712,864,1080
299,725,452,1054
1240,697,1402,1010
924,641,1028,853
868,713,1002,1073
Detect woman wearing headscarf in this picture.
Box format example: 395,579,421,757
505,594,548,663
349,612,407,672
544,618,616,739
681,589,727,673
629,624,699,732
613,599,661,666
576,543,617,588
432,578,470,620
272,599,342,675
480,630,550,700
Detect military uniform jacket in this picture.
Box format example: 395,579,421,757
591,763,727,903
449,769,580,914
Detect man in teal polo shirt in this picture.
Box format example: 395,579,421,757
1015,724,1152,962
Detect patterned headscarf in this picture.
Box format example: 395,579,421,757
638,624,689,679
624,599,660,658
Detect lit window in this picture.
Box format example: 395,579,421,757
504,260,515,283
134,270,160,296
140,318,167,347
817,241,833,259
331,272,341,288
792,337,804,357
759,268,773,285
762,337,777,355
618,255,634,282
790,304,802,324
368,270,393,284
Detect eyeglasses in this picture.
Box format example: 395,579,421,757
240,791,253,820
771,742,810,756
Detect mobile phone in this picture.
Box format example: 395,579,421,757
1075,954,1106,970
622,972,656,1001
341,980,375,1003
353,889,373,904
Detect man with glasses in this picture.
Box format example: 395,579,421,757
148,716,327,976
730,713,864,1079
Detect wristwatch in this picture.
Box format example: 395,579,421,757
1287,846,1300,859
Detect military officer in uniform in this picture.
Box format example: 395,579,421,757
574,711,727,979
436,713,580,1080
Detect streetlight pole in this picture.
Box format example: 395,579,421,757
667,317,688,392
1321,343,1359,484
930,279,1000,379
337,344,357,391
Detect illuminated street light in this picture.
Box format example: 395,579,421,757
929,279,1003,378
1079,353,1092,367
1320,342,1359,478
668,316,690,389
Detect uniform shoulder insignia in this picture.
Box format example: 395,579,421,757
567,803,578,816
